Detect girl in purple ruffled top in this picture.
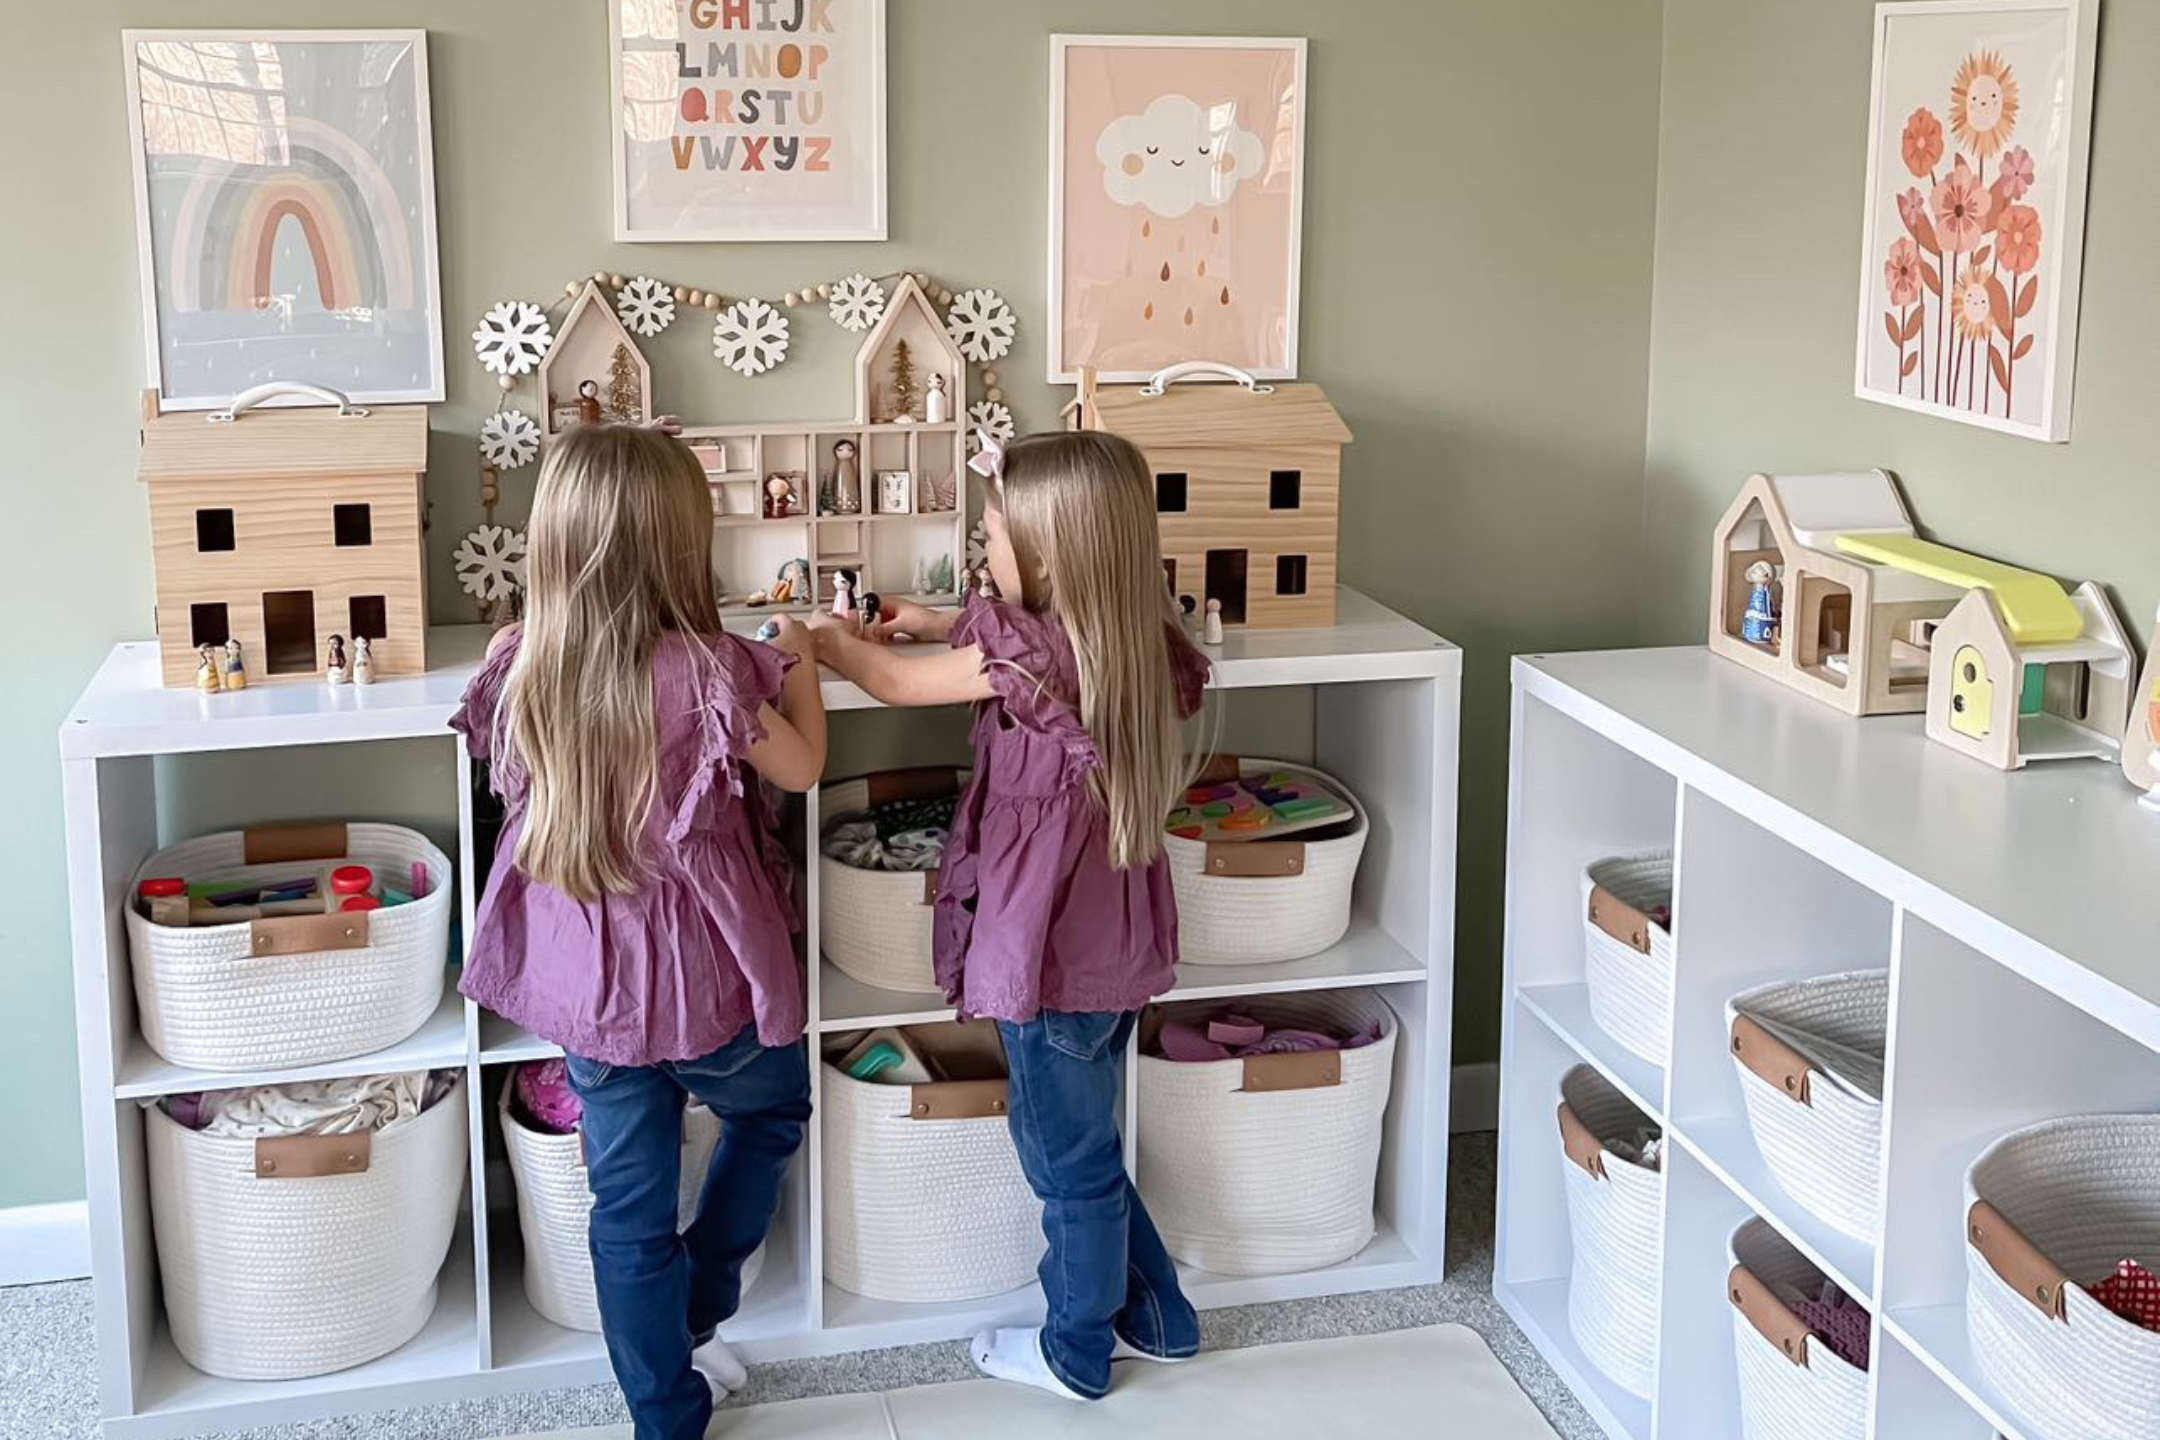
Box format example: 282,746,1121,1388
452,425,826,1440
812,430,1211,1402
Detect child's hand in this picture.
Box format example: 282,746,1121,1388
869,598,940,644
761,613,816,661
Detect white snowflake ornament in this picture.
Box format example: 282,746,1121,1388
616,276,676,337
454,525,528,603
945,288,1016,363
827,273,886,332
968,400,1015,448
478,410,540,470
471,301,552,376
712,298,791,377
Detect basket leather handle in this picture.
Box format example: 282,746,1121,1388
1587,884,1654,955
1731,1014,1813,1107
909,1079,1008,1120
248,911,369,958
1968,1200,2069,1321
1556,1102,1607,1181
241,821,351,865
1206,840,1306,878
254,1131,371,1178
1729,1263,1812,1367
920,867,940,906
1239,1051,1341,1093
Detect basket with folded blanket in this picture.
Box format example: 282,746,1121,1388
817,770,968,993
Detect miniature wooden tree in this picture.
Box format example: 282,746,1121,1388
888,339,918,420
605,343,642,422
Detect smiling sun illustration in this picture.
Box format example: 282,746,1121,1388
1949,50,2019,158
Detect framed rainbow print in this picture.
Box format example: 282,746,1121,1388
1853,0,2098,442
122,30,445,410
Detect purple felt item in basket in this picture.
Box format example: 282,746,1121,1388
515,1059,582,1134
1206,1017,1266,1047
1794,1282,1871,1371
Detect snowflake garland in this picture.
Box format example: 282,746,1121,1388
945,288,1016,363
712,297,791,377
471,301,553,376
968,400,1015,448
615,276,676,338
478,410,541,470
826,273,886,332
453,525,528,603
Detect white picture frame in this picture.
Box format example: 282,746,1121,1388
609,0,887,243
122,29,445,411
875,469,914,516
1047,34,1307,384
1852,0,2099,442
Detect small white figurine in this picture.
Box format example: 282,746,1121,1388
326,634,349,684
925,372,949,424
221,638,247,691
195,643,222,693
1203,597,1225,645
831,569,856,619
352,635,376,686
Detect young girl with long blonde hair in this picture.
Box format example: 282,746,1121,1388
451,425,825,1440
812,430,1210,1401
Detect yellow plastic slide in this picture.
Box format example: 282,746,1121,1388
1832,534,2081,643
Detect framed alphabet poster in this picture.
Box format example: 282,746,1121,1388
611,0,886,242
1048,35,1307,383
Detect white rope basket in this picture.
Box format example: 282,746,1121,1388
1728,1218,1869,1440
1136,990,1395,1276
1165,759,1367,967
817,772,966,993
498,1078,764,1333
1581,853,1674,1065
145,1072,467,1381
1964,1114,2160,1440
1727,972,1887,1243
820,1021,1043,1302
1558,1063,1664,1399
127,823,451,1071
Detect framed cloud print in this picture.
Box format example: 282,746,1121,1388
1048,35,1307,383
1853,0,2099,441
122,30,445,410
611,0,887,242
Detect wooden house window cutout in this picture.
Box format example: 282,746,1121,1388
1277,554,1309,596
261,591,318,676
189,602,229,648
1156,473,1189,512
350,595,388,641
334,503,373,547
195,508,235,553
1206,549,1248,625
1269,470,1302,509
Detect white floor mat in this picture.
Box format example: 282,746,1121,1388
508,1324,1560,1439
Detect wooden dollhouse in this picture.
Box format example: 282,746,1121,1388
139,391,429,688
682,277,968,612
538,281,651,437
1064,365,1351,630
1923,580,2131,770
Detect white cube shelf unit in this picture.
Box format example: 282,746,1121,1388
61,587,1459,1440
1496,647,2160,1440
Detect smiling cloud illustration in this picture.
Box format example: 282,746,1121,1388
1096,94,1265,218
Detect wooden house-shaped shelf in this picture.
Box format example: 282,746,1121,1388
1065,369,1351,630
140,402,429,688
538,280,651,437
678,277,968,612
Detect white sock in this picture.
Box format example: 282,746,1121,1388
691,1333,748,1396
1112,1333,1193,1364
969,1326,1086,1400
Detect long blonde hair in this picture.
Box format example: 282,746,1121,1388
995,431,1192,870
500,425,721,900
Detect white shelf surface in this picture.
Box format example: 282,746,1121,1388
1494,1276,1650,1440
817,912,1426,1031
1881,1304,2036,1440
115,978,467,1100
1669,1117,1874,1307
1516,983,1665,1123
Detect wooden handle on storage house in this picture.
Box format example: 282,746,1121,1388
254,1132,371,1178
1586,884,1654,955
241,821,350,865
1731,1015,1813,1107
1968,1201,2069,1321
1729,1264,1813,1367
1556,1102,1607,1181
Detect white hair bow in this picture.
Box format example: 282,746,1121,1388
967,429,1006,489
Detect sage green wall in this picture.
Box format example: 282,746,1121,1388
0,0,1663,1208
1642,0,2160,639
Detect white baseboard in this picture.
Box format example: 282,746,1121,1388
0,1200,90,1286
1449,1060,1498,1133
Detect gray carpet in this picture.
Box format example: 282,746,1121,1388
0,1134,1599,1440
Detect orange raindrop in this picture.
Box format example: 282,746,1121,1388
1183,307,1195,326
1142,220,1152,238
1143,302,1155,321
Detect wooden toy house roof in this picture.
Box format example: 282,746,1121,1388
852,276,964,421
139,405,429,484
1069,381,1351,448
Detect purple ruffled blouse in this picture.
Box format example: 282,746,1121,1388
450,629,805,1067
932,596,1212,1022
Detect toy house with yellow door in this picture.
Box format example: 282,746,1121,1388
1065,367,1350,630
140,399,429,688
1924,581,2131,770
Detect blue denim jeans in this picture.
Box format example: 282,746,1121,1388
564,1032,810,1440
997,1010,1200,1398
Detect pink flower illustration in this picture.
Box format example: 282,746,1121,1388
1932,162,1991,253
1902,107,1945,177
1885,238,1923,307
1996,146,2035,201
1996,204,2042,273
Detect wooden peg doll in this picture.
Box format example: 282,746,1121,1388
326,634,349,685
221,638,247,690
195,643,222,693
576,379,602,427
831,568,856,620
1203,597,1224,645
352,634,375,686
